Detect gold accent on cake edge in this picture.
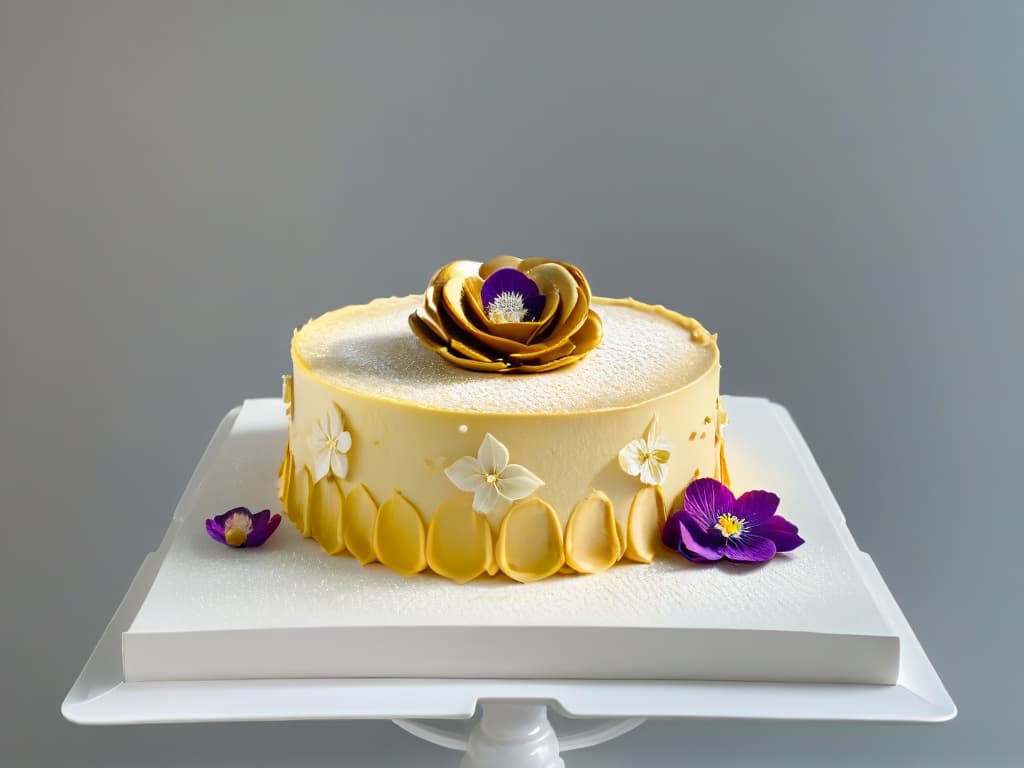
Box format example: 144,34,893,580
717,439,732,487
286,460,313,538
277,441,292,507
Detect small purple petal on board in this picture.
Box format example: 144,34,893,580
758,515,805,553
205,518,227,545
206,507,281,548
683,478,736,528
246,512,283,548
732,490,780,527
724,533,777,562
480,267,541,308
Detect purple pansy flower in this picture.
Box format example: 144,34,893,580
206,507,282,548
662,478,804,563
480,268,546,323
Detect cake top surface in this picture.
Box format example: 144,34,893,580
293,295,717,414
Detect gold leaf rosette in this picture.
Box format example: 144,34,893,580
409,255,603,374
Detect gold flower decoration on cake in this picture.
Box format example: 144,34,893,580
408,255,603,374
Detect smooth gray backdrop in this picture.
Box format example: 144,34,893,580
1,2,1019,766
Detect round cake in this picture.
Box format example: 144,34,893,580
278,258,726,583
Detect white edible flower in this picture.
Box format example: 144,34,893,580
618,417,671,486
309,403,352,482
444,433,544,516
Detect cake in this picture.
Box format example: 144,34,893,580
278,256,728,582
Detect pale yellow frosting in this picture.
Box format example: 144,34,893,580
285,294,722,582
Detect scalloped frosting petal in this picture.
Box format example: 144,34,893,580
286,461,313,537
479,254,522,278
436,344,508,372
409,308,447,346
625,485,666,563
430,259,480,287
569,309,603,350
343,484,379,565
496,498,565,583
564,491,622,574
426,494,494,583
310,475,345,555
501,348,591,374
277,441,292,506
373,492,427,577
524,262,579,330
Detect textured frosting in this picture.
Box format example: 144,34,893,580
294,296,716,414
285,293,722,582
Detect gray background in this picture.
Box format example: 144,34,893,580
1,1,1019,765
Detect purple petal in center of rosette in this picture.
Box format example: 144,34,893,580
662,477,804,564
480,268,546,323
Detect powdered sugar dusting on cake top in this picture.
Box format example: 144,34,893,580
294,295,716,414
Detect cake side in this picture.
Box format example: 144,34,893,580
280,294,725,583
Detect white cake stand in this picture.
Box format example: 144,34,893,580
62,399,955,767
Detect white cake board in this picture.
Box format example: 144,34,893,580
62,397,955,767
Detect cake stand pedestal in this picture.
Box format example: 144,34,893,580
395,704,645,767
62,399,955,766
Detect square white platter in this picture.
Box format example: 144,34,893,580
63,397,955,726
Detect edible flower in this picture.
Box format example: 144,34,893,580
309,403,352,482
444,433,545,516
409,255,603,374
662,477,804,563
480,267,547,323
618,416,672,486
206,507,282,548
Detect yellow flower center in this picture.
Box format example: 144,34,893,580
224,513,253,547
642,448,670,464
714,513,744,539
485,472,499,485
